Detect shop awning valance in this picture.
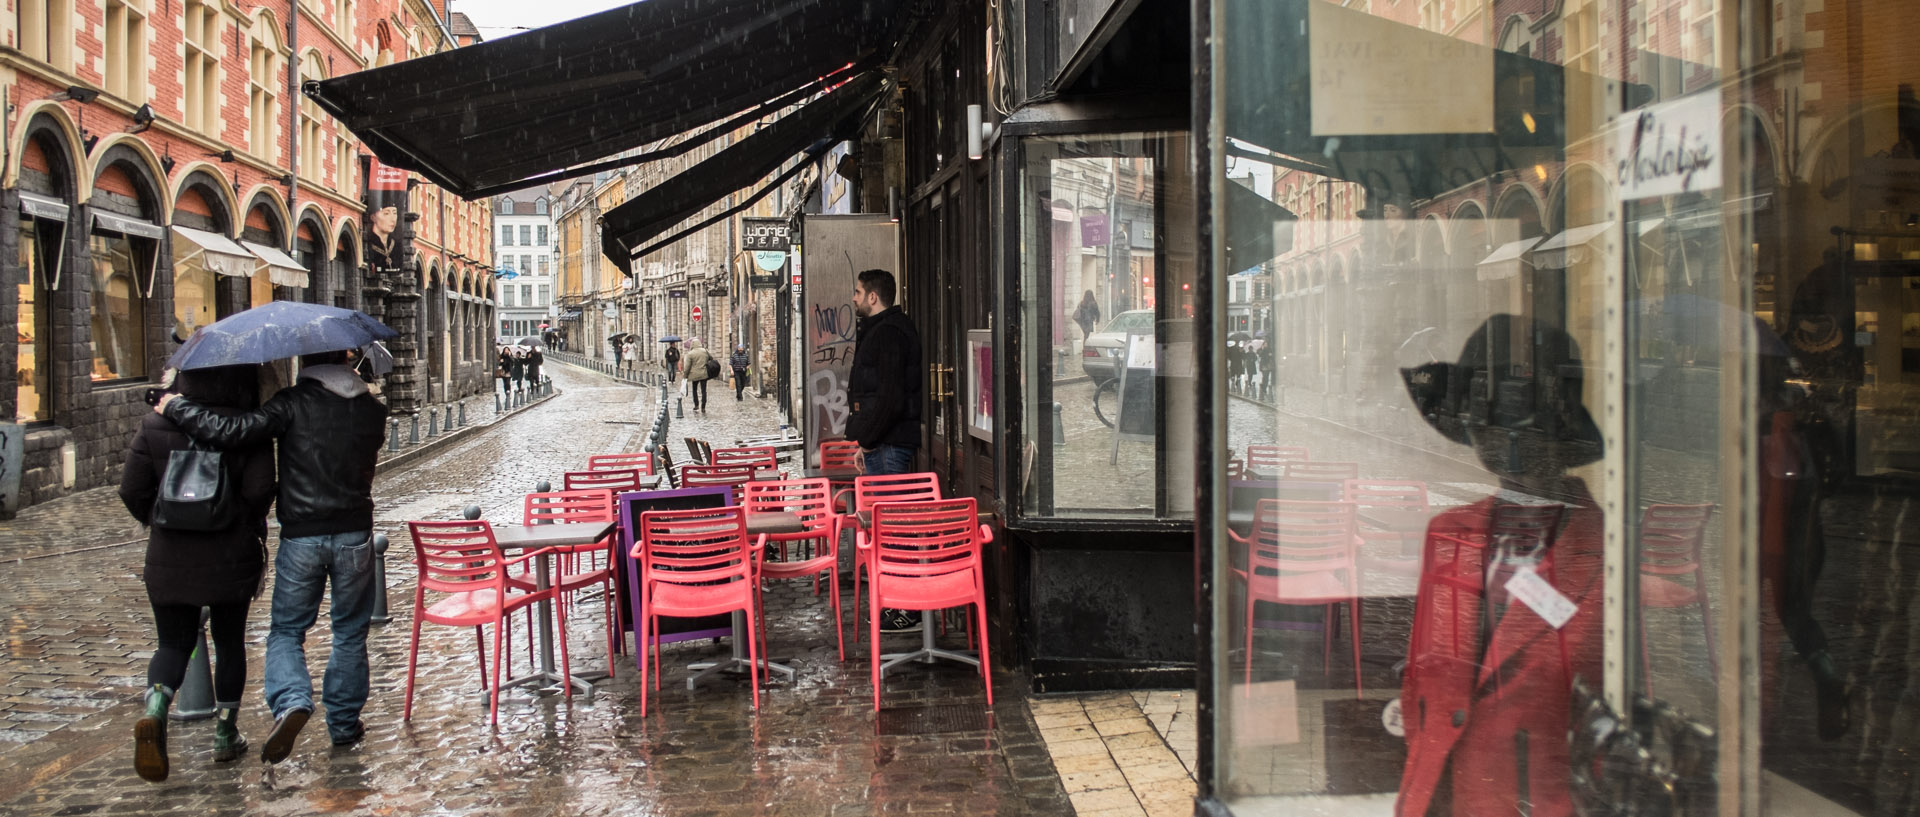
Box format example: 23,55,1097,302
599,70,887,273
19,191,69,220
1476,237,1541,281
1529,222,1615,269
303,0,904,198
172,225,256,278
93,211,165,240
241,240,311,288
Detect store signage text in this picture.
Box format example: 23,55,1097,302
1608,93,1721,200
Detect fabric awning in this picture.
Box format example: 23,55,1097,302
599,70,887,273
19,191,69,220
1529,222,1615,269
172,225,256,278
1476,237,1541,281
240,240,311,288
303,0,905,198
1223,181,1297,273
93,211,165,240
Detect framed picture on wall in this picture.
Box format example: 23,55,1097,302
967,329,993,440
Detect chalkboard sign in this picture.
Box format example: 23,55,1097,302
1108,333,1157,464
617,486,734,654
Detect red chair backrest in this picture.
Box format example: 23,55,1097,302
712,446,778,472
852,472,943,513
1639,503,1714,576
564,468,644,494
742,478,834,534
588,453,654,476
1247,445,1309,473
819,440,862,471
868,497,983,580
633,506,753,584
1342,479,1428,509
679,464,759,502
1283,460,1360,482
523,489,616,526
407,520,509,595
1247,500,1359,583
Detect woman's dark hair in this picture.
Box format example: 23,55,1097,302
172,365,260,410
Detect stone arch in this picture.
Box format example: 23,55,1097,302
86,136,171,217
1491,182,1546,243
239,185,292,245
333,221,361,310
7,102,84,194
294,203,333,259
171,164,239,233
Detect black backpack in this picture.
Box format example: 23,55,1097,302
152,442,240,532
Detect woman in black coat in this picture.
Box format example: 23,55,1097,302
118,366,276,780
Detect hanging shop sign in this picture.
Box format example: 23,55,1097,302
669,288,688,298
707,287,728,297
744,217,791,290
559,309,582,320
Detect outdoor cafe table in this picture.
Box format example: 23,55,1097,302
494,519,618,697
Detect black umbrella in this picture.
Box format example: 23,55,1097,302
607,332,631,344
515,336,545,349
1228,331,1252,342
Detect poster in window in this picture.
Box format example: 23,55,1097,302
967,330,993,440
364,157,412,275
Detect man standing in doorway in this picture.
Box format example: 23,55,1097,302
845,268,924,632
156,350,388,761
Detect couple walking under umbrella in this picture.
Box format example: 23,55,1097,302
119,301,392,780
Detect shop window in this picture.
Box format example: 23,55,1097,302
87,231,149,382
17,218,60,423
1017,131,1197,520
183,0,220,134
249,16,283,160
18,0,74,70
104,0,149,105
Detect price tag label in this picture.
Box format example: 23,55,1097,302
1504,567,1577,630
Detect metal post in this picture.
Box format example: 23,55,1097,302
462,504,482,520
495,391,503,413
427,408,439,438
1053,402,1068,447
676,397,684,419
388,418,401,452
369,534,392,624
409,413,420,444
458,401,467,426
444,403,454,429
170,607,216,721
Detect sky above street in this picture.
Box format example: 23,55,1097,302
452,0,635,38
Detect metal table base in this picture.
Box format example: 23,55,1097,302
685,610,795,688
878,612,979,675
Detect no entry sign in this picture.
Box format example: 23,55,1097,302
691,305,703,321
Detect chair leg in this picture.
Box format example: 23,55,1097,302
975,601,994,707
1322,603,1335,684
1349,599,1364,699
639,612,651,718
489,619,505,727
473,626,489,690
829,567,845,662
745,601,762,712
1243,592,1256,690
555,592,573,698
1639,607,1655,696
870,584,883,711
1697,580,1719,681
404,607,425,720
603,580,618,679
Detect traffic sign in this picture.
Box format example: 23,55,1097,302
691,305,703,321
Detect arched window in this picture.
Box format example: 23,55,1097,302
249,15,284,160
89,153,165,383
16,118,75,423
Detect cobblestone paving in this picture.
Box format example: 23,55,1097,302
0,362,1070,816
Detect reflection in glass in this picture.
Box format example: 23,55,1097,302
88,231,147,382
17,219,54,423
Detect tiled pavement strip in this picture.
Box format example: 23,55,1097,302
0,362,1110,816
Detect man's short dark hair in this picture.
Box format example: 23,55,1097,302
857,268,897,308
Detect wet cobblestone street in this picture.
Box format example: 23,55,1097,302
0,362,1072,816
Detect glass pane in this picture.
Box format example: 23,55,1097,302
17,219,52,423
250,262,274,308
1018,131,1196,520
88,231,147,381
174,261,215,341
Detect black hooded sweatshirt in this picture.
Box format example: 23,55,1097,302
844,305,922,450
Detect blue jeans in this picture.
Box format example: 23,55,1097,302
863,443,916,476
264,531,376,739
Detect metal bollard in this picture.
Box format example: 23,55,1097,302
388,418,401,452
495,391,503,413
409,413,420,444
676,397,684,419
170,607,216,721
458,401,467,427
427,408,439,438
535,480,552,493
369,534,392,624
462,504,482,520
445,404,454,430
1053,402,1068,447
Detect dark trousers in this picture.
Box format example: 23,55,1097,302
690,378,708,409
149,601,250,703
733,369,748,400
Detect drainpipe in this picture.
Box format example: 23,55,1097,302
285,11,299,217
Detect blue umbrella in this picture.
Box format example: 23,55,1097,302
167,301,399,371
657,334,683,343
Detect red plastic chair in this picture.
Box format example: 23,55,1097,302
515,490,620,678
1414,501,1570,683
819,440,863,472
1637,503,1717,691
403,519,563,725
588,452,655,476
840,472,944,634
678,463,760,503
1344,479,1430,579
1230,500,1365,696
743,478,843,660
1246,445,1309,477
712,445,778,473
1283,460,1360,483
629,506,766,716
564,468,645,495
857,497,994,711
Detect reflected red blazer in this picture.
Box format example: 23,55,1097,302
1397,483,1606,817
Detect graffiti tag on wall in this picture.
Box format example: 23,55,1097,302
799,216,898,467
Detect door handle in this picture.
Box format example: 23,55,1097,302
930,364,955,400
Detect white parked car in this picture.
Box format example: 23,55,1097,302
1080,309,1155,384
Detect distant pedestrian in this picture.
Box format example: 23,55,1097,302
623,339,638,374
119,366,277,781
612,338,624,370
1073,290,1101,343
730,344,751,401
496,346,512,395
663,341,680,382
157,349,388,762
683,338,714,412
509,347,528,392
526,345,544,388
845,268,924,633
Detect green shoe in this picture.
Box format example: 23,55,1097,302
133,685,173,782
212,705,247,763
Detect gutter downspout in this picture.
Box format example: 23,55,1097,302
286,11,299,232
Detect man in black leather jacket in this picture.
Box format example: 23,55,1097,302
844,268,925,633
157,350,387,761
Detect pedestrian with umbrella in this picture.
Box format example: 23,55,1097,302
119,365,278,780
611,333,625,370
496,345,513,395
154,301,393,761
662,336,682,383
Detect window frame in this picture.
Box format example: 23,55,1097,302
17,215,64,424
85,228,154,384
182,0,221,135
103,0,150,105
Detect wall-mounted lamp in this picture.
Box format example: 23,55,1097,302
82,131,99,154
160,145,175,175
966,104,994,161
888,188,900,223
213,149,236,163
126,103,155,134
48,85,100,104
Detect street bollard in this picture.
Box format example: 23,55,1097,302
427,408,439,438
444,404,454,430
409,413,420,444
495,391,503,413
676,397,684,419
170,607,216,721
458,401,467,427
369,534,392,624
462,504,482,521
1053,402,1068,447
1507,430,1522,474
388,418,401,452
535,480,552,493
